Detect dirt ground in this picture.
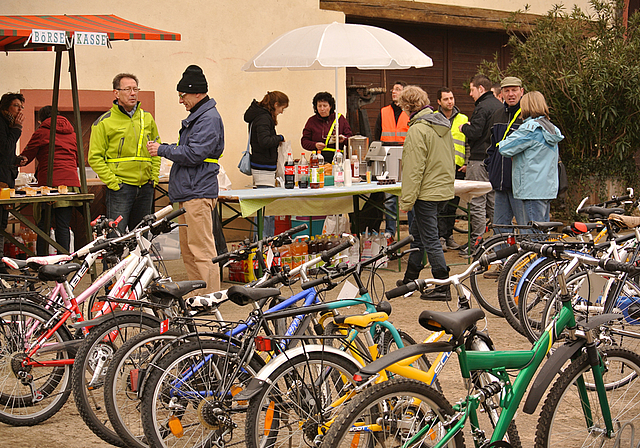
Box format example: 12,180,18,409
0,230,544,448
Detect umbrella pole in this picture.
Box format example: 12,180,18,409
335,67,340,156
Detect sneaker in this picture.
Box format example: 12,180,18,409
439,237,448,253
458,245,473,258
420,285,452,301
445,236,460,250
483,269,501,279
483,263,503,279
396,278,411,287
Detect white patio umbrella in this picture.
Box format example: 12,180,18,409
242,22,433,147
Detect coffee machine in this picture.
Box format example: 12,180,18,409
364,142,388,179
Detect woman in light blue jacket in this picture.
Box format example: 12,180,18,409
499,91,564,222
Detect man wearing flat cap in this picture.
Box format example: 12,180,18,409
485,76,526,239
148,65,224,293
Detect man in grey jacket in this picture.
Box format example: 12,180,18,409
148,65,224,293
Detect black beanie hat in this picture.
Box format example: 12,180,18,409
177,65,208,93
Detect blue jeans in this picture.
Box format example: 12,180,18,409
384,193,397,236
405,200,449,281
106,182,155,233
524,199,551,223
254,185,275,239
493,190,528,234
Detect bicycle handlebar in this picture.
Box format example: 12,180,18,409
598,258,640,275
478,244,519,269
321,239,353,263
520,241,565,258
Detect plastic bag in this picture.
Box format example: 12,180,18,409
322,214,350,235
238,150,252,176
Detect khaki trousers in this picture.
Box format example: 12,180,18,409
178,198,219,294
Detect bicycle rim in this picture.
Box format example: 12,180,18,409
319,377,463,448
0,302,72,425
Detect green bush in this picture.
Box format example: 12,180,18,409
480,0,640,215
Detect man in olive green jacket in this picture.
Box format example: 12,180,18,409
397,86,455,300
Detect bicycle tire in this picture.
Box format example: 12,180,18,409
245,350,362,448
104,327,185,448
140,338,264,448
518,258,571,343
0,301,73,426
534,346,640,447
496,250,544,336
71,312,161,447
319,377,464,448
469,234,511,317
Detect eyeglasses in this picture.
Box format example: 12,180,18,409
178,92,188,99
116,87,140,93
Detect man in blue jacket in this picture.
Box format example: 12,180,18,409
148,65,224,293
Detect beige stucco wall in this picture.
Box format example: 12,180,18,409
1,0,593,190
1,0,345,190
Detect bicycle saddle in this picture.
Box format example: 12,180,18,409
530,221,564,231
581,206,624,219
418,308,485,341
147,280,207,305
226,285,281,306
38,263,81,282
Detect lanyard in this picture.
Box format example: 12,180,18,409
503,108,521,140
324,113,342,147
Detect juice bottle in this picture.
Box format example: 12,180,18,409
310,152,320,189
317,151,325,188
279,243,292,271
291,236,308,269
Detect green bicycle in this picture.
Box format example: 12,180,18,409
320,241,640,448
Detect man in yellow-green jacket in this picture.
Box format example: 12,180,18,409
88,73,160,232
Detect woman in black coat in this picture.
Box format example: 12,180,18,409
243,91,289,187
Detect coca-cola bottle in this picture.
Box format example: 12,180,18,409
310,151,320,189
284,151,295,189
298,153,309,188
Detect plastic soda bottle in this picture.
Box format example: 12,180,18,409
351,153,360,178
310,152,320,189
298,153,309,188
284,151,295,189
317,151,325,188
333,150,345,187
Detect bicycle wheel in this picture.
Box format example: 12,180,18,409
469,234,511,317
518,257,570,343
319,377,463,448
245,350,362,448
537,271,640,353
140,338,264,448
71,312,161,447
104,327,185,448
497,250,544,336
535,347,640,447
0,301,73,426
468,334,522,447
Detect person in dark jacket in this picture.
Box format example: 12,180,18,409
0,92,25,268
485,77,526,234
301,91,352,163
148,65,224,294
244,91,288,187
458,74,503,257
20,106,81,254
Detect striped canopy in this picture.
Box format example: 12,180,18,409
0,14,180,51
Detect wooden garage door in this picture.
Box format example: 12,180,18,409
346,17,510,138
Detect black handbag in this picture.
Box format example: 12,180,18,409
557,160,568,196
